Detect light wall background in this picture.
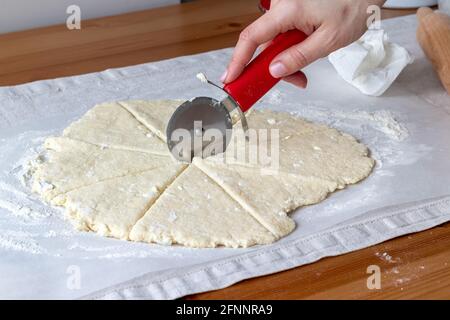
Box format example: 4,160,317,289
0,0,180,34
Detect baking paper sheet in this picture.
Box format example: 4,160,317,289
0,15,449,299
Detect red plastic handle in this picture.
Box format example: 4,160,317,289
260,0,271,11
223,29,307,112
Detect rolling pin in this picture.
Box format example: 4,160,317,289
417,7,450,94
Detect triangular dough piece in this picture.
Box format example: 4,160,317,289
194,158,338,238
129,165,276,248
63,101,169,156
55,167,185,240
32,137,183,203
119,100,182,142
206,109,375,188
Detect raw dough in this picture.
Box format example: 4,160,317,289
63,101,171,155
129,165,276,247
31,100,374,248
119,100,181,142
31,137,181,203
54,166,186,240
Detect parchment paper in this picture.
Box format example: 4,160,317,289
0,15,449,299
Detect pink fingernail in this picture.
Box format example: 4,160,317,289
270,62,287,78
220,70,228,83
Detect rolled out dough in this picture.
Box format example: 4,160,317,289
31,100,374,248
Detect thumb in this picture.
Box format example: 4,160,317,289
269,27,331,78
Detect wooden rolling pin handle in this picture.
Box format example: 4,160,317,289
417,7,450,94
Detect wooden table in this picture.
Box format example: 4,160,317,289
1,0,448,299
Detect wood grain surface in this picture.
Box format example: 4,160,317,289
188,226,450,299
0,0,447,299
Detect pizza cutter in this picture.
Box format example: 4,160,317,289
166,3,307,162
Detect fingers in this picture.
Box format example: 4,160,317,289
283,71,308,88
269,26,331,78
222,11,283,84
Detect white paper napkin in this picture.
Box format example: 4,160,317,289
329,29,414,96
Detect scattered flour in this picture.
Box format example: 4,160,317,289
67,242,120,252
43,229,74,238
375,251,402,264
168,211,178,223
98,251,168,259
390,267,400,274
262,93,409,142
67,241,183,259
290,104,409,142
258,98,424,174
394,277,411,286
267,118,277,125
0,199,51,221
0,233,46,255
37,181,55,192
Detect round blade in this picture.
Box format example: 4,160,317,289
166,97,233,162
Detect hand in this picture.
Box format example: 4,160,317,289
221,0,386,88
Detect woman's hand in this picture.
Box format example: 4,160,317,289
221,0,386,88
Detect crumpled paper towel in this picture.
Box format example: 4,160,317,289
328,29,414,96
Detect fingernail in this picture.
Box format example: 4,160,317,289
220,70,228,83
269,61,287,78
